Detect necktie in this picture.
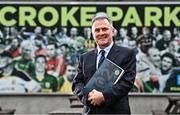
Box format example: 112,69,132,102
98,50,105,68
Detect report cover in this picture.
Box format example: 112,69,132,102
83,58,124,94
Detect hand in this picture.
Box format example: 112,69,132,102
150,75,159,88
87,89,104,106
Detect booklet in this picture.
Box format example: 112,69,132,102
83,58,124,94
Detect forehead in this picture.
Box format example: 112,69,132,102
92,19,111,28
148,48,159,53
162,57,173,62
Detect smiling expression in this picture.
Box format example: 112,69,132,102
92,18,114,49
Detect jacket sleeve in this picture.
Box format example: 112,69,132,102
72,55,88,105
102,49,136,106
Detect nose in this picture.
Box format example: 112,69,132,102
99,29,104,35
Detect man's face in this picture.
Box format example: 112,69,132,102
34,27,41,34
66,65,76,82
169,41,179,53
70,28,78,37
163,31,171,41
92,19,113,49
84,27,91,39
47,45,56,58
142,28,149,35
22,47,32,60
35,57,46,73
175,52,180,63
131,27,138,35
62,28,67,34
119,28,127,37
148,49,161,67
161,57,173,71
11,39,18,49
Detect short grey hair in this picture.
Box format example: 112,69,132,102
92,12,112,24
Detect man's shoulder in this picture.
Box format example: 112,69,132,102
114,44,134,54
81,49,96,57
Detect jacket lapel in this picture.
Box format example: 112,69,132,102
86,49,97,80
90,49,97,72
107,44,119,62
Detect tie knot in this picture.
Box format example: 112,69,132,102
100,50,105,56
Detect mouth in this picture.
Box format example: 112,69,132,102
98,35,107,40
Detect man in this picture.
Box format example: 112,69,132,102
5,38,21,58
14,40,35,75
60,64,77,93
31,55,58,92
137,27,155,54
158,53,175,92
156,30,172,51
130,26,139,41
137,47,161,92
119,27,131,47
46,43,65,78
72,12,136,114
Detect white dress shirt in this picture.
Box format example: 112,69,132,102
96,41,114,69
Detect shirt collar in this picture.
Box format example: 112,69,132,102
97,41,114,55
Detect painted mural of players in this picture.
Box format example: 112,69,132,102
46,43,65,78
158,53,176,92
173,27,180,44
174,51,180,66
59,63,77,93
4,38,21,58
83,27,95,50
43,28,56,46
55,27,69,46
115,28,130,47
161,41,179,59
68,27,86,64
83,27,92,40
152,27,163,42
0,51,41,93
31,55,58,92
136,47,161,92
56,27,71,46
156,30,172,51
70,27,78,40
69,27,85,49
34,35,48,57
130,26,139,41
137,27,155,54
60,27,69,39
14,40,35,75
0,27,13,49
30,26,43,40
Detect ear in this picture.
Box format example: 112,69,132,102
112,28,116,33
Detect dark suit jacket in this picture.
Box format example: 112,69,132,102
72,44,136,114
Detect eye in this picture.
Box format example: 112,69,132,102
95,28,100,32
102,28,109,31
